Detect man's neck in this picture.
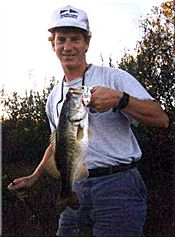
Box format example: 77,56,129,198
63,63,88,82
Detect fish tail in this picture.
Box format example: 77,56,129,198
55,192,79,214
68,191,80,210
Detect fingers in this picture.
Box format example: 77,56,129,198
7,182,26,203
7,174,37,192
90,86,97,93
88,86,117,113
87,86,99,111
7,178,30,200
7,178,26,190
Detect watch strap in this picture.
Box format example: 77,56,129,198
112,92,130,112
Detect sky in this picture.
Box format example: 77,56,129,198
0,0,164,94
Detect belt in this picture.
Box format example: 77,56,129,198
88,162,137,178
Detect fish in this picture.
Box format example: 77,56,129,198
45,87,89,213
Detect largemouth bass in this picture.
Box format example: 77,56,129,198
45,87,89,213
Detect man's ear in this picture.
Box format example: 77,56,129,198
48,35,55,51
85,44,89,53
52,42,55,51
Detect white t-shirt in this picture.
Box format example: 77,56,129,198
46,64,154,169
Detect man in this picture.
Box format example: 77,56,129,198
8,5,169,237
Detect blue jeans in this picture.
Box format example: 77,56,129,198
56,168,147,237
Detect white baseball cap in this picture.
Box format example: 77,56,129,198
48,5,90,32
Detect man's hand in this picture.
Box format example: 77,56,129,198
88,86,122,112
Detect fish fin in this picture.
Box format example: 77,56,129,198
56,192,79,214
77,125,84,141
75,162,89,181
44,153,60,178
50,130,56,148
44,131,60,178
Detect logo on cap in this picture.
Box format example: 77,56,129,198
60,8,78,19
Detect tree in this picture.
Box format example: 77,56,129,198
1,77,57,165
119,1,174,119
119,0,174,145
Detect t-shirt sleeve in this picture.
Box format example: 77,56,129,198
114,70,154,100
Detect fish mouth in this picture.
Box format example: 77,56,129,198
71,118,83,123
69,113,87,123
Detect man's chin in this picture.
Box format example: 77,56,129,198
62,63,79,71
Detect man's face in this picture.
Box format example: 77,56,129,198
53,30,89,69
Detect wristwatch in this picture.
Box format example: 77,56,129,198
112,92,130,112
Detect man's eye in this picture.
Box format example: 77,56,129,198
56,37,65,43
71,37,80,42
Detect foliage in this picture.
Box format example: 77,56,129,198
1,77,57,165
119,1,175,119
118,0,175,142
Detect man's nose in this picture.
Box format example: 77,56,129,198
64,40,73,50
